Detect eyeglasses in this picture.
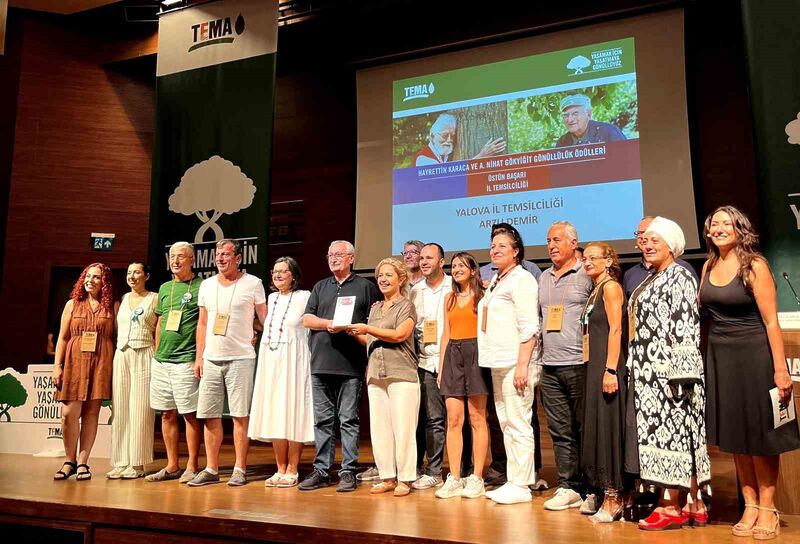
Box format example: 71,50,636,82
581,256,607,263
271,270,290,276
401,250,420,257
169,254,191,261
326,253,353,261
634,230,645,238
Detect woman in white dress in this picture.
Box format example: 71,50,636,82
107,262,157,479
249,257,313,487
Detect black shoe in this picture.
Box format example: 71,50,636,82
298,469,330,491
336,470,357,492
483,467,507,487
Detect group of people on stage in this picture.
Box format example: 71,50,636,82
50,205,798,538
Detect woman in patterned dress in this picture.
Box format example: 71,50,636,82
628,217,711,531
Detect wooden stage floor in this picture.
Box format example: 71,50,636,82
0,443,798,543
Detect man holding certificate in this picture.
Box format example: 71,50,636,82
300,240,381,492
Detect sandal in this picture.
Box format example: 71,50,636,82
54,461,77,481
264,473,285,487
732,503,758,537
276,473,299,488
369,480,398,494
752,506,780,541
76,464,92,481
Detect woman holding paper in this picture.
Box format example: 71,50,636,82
700,205,798,539
347,257,419,497
107,262,157,480
52,263,118,481
629,217,710,531
249,257,313,488
477,227,539,505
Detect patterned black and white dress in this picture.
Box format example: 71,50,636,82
628,264,711,490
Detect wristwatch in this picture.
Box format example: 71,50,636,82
604,367,617,375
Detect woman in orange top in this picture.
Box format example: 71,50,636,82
52,263,119,481
436,252,488,499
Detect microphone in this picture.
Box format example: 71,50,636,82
783,272,800,306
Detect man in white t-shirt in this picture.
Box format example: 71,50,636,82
409,242,451,489
187,239,267,487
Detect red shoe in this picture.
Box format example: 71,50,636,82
638,511,683,531
690,511,708,527
680,510,692,527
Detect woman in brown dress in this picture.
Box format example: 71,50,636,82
52,263,118,481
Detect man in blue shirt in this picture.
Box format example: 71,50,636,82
555,94,627,148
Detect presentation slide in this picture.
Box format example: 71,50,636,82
391,38,640,254
355,9,698,270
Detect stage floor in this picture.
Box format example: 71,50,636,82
0,445,798,543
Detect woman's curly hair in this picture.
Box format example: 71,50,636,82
70,263,115,312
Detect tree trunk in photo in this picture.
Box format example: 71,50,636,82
453,103,508,161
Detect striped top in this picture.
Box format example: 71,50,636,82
117,292,158,350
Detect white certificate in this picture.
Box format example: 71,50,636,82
332,296,357,328
770,388,797,429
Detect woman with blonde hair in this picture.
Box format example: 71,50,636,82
578,242,628,522
348,257,419,496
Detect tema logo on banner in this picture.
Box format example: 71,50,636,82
190,14,246,52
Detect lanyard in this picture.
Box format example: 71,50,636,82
421,280,446,321
169,276,194,309
546,266,576,309
580,278,612,329
216,273,242,315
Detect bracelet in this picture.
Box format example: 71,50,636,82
604,367,617,375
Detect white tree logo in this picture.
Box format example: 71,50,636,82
168,155,256,243
786,112,800,145
567,55,591,75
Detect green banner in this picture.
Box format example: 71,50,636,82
149,0,277,284
741,1,800,311
393,38,635,114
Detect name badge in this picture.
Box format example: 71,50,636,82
213,313,230,336
80,331,98,353
628,315,636,344
165,309,182,332
582,333,590,363
546,305,564,331
423,319,438,344
481,306,488,333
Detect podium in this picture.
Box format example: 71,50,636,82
775,328,800,514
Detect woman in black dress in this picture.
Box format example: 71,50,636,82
700,206,797,540
579,242,627,523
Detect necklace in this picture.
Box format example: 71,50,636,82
266,291,294,351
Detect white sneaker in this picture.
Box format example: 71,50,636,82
580,493,601,514
356,466,380,481
434,474,463,499
106,466,125,479
412,474,443,490
488,482,532,505
461,475,485,499
544,487,583,511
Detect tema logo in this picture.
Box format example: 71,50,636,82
189,14,245,53
567,55,591,75
403,82,435,102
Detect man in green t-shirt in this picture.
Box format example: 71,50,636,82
145,241,203,484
